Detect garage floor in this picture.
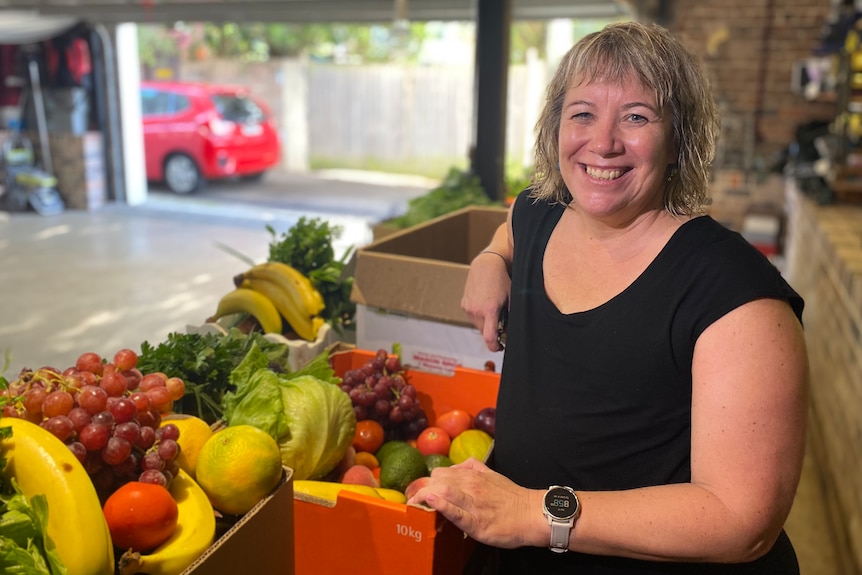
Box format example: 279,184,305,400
0,179,844,574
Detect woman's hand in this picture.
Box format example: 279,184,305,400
406,458,543,549
462,253,511,352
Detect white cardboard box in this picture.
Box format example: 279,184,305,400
355,304,503,375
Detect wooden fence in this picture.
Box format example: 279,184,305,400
178,57,545,178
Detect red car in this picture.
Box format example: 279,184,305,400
140,80,281,194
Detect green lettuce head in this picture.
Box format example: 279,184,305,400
222,344,356,481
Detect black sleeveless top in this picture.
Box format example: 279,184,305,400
493,192,804,574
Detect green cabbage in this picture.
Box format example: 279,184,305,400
221,344,356,480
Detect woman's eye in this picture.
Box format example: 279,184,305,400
627,113,648,123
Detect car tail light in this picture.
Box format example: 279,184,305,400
207,118,236,137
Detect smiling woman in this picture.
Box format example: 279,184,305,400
422,21,810,575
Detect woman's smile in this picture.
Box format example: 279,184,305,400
584,165,628,181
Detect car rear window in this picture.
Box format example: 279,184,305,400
211,95,265,124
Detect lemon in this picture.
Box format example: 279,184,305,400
195,424,284,515
448,429,493,465
160,414,214,479
379,443,427,493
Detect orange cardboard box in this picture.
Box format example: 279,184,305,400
293,349,500,575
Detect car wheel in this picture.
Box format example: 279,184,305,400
239,171,266,183
164,154,204,194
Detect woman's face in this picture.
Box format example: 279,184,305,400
558,75,676,221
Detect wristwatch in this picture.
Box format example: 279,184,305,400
542,485,580,553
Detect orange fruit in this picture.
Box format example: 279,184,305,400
160,414,213,479
103,482,178,552
355,451,380,470
352,419,385,454
195,424,283,515
435,409,473,439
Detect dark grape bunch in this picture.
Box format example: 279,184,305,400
339,349,428,441
0,348,186,500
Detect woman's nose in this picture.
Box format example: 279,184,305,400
589,121,623,155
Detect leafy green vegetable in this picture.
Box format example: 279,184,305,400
222,344,355,481
0,427,66,575
387,167,497,229
137,328,291,424
266,218,355,333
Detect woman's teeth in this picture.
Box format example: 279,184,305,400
586,166,623,180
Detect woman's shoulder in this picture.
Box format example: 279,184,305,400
673,215,762,255
512,190,565,230
668,216,804,321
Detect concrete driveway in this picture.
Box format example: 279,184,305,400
0,169,433,379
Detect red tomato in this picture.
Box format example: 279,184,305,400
435,409,473,440
417,426,452,457
352,419,385,454
103,482,178,551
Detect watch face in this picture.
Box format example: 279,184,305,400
544,486,579,520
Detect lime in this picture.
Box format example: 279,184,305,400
425,453,453,473
379,443,428,493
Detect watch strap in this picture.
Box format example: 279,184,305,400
547,516,573,553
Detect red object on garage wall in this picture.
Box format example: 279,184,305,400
0,44,21,107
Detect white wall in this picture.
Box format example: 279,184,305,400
115,23,147,205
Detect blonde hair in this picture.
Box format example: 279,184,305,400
531,21,718,216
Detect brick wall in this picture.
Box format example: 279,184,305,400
666,0,839,231
670,0,836,169
785,181,862,575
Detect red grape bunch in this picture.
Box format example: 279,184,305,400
0,348,186,499
338,349,428,441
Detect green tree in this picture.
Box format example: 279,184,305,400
510,21,547,63
137,24,182,70
200,22,427,62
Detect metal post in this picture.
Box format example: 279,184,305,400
471,0,511,202
27,59,52,174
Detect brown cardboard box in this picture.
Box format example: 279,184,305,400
182,467,294,575
350,206,508,373
48,131,106,210
371,221,401,241
14,130,107,210
351,206,507,327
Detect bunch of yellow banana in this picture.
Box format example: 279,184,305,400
208,286,284,335
118,468,216,575
0,417,115,575
211,261,325,341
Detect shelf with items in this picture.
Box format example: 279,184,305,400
824,11,862,203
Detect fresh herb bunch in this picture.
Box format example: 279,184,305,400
137,329,291,424
388,167,497,229
266,218,355,332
